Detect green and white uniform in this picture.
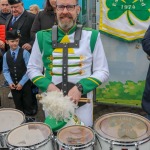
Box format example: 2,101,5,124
27,25,109,126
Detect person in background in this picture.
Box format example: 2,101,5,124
0,0,11,74
27,0,109,127
30,0,56,42
141,26,150,120
29,4,40,15
6,0,35,51
5,0,38,113
3,29,36,117
0,0,11,98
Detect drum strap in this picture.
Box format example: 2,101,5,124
52,25,82,96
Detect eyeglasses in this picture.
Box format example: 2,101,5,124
56,4,78,11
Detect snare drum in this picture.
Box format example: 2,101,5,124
6,122,54,150
94,112,150,150
56,125,95,150
0,108,25,148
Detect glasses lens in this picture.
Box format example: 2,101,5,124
66,5,75,11
57,5,77,11
57,5,65,11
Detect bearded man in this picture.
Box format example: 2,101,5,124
27,0,109,127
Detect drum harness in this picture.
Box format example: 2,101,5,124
52,24,82,96
52,25,97,106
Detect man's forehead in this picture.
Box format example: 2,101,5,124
56,0,76,4
1,0,9,4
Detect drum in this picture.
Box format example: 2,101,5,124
45,115,84,133
6,122,54,150
94,112,150,150
0,108,25,148
56,125,95,150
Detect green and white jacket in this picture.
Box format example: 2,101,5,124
27,25,109,94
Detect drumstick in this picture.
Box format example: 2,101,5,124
36,94,90,103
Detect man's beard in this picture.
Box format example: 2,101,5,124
58,14,76,31
2,9,10,14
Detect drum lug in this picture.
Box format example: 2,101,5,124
135,142,139,150
109,141,114,150
0,134,5,147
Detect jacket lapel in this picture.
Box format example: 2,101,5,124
5,14,12,29
17,11,27,30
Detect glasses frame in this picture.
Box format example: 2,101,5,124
56,4,78,12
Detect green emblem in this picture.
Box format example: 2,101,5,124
106,0,150,25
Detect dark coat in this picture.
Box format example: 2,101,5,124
5,10,35,47
0,11,10,25
31,10,56,44
142,26,150,115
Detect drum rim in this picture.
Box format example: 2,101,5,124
95,130,150,146
94,112,150,143
56,125,95,149
0,108,25,134
6,122,54,148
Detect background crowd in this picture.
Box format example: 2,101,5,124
0,0,56,120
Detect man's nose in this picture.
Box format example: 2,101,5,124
62,7,69,13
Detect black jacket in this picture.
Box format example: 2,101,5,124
0,11,10,25
5,10,35,48
31,10,56,44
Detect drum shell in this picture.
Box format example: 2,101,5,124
94,112,150,150
6,122,54,150
0,108,25,148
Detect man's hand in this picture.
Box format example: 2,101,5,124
68,86,82,104
0,40,5,49
9,83,16,89
47,83,60,92
15,83,22,90
22,43,32,51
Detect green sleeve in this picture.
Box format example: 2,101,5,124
79,77,102,94
32,76,52,92
79,30,100,94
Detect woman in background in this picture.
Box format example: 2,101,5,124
30,0,56,41
29,4,40,15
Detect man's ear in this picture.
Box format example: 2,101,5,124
77,5,81,15
5,40,8,44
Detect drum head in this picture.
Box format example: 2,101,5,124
0,108,25,133
7,122,52,147
94,112,150,142
57,125,94,146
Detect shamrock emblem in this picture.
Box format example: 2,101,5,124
106,0,150,25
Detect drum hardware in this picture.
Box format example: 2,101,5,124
110,141,114,150
36,94,90,103
135,142,139,150
0,134,5,147
95,135,102,149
